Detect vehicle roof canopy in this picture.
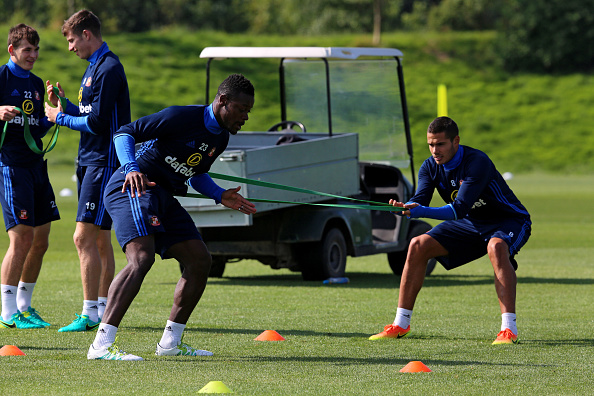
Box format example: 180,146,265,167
198,46,414,176
199,47,403,60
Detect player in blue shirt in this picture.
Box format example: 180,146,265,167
45,10,130,332
0,24,60,330
87,74,256,361
370,116,531,345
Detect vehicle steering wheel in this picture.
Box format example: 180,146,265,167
267,121,306,133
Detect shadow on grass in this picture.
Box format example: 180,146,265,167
518,276,594,285
226,356,558,368
521,339,594,346
150,351,560,368
197,273,594,289
13,345,80,351
123,325,594,347
126,326,371,338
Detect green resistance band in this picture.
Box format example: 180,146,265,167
185,171,404,212
0,87,66,155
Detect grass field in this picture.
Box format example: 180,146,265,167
0,167,592,395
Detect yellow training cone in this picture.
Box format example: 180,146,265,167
198,381,233,393
254,330,286,341
0,345,25,356
400,360,432,373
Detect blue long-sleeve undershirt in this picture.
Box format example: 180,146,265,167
408,203,457,220
63,99,80,116
55,111,94,134
113,133,139,173
186,174,225,204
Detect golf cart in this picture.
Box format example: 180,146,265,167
177,47,436,280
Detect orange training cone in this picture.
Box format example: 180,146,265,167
254,330,286,341
0,345,25,356
400,361,431,373
198,381,233,393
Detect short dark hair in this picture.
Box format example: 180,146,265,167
62,9,101,38
428,116,459,140
216,74,254,101
8,24,39,48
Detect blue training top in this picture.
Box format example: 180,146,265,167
56,42,130,168
0,59,53,167
409,145,530,222
114,105,230,197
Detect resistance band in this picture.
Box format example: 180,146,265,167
185,171,404,212
0,87,66,155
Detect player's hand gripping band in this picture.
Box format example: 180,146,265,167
0,87,66,155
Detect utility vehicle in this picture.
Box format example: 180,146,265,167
178,47,436,280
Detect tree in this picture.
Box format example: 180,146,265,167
496,0,594,73
428,0,502,31
244,0,402,37
373,0,381,45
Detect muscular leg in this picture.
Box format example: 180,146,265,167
165,239,211,324
1,225,34,286
97,229,115,297
398,234,448,310
1,225,34,318
73,222,102,300
488,237,516,313
15,223,51,313
101,235,156,327
20,223,51,283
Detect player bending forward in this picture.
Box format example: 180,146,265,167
369,116,531,345
87,74,256,360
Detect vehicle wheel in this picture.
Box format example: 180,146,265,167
387,221,437,276
208,258,226,278
300,228,347,281
178,258,227,278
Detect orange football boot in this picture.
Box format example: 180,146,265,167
492,328,518,345
369,324,411,340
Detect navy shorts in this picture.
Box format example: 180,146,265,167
76,165,116,229
0,161,60,230
104,170,202,259
428,217,532,270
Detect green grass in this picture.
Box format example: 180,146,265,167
0,167,592,395
1,26,593,394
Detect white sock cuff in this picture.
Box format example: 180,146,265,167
93,323,118,349
98,323,117,332
396,308,413,316
160,320,186,349
394,307,413,328
17,281,36,289
167,320,186,332
82,300,100,322
97,297,107,317
1,284,18,293
501,312,517,333
16,282,36,312
1,284,18,319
